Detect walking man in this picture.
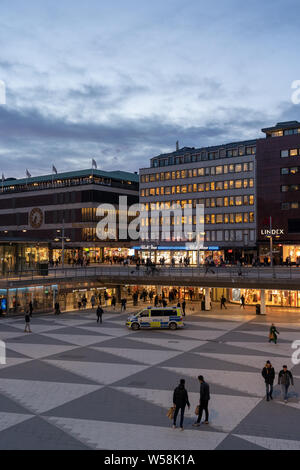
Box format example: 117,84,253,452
96,305,104,324
240,294,245,309
278,365,294,403
24,308,32,333
262,360,275,401
220,295,227,309
111,296,116,310
269,323,280,344
193,375,210,426
182,300,186,316
172,379,190,431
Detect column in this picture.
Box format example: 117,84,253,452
205,287,211,311
260,289,266,315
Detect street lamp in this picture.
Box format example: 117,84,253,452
54,220,71,269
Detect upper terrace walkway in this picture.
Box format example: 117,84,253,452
1,264,300,290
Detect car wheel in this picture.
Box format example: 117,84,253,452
169,322,177,330
131,323,140,331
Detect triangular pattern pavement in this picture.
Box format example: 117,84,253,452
232,434,300,450
45,360,149,385
194,352,295,371
127,336,206,352
0,379,103,413
0,412,34,432
92,347,182,366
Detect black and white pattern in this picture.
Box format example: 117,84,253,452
0,306,300,450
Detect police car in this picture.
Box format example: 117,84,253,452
126,306,184,331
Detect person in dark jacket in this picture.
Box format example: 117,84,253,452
96,305,104,324
172,379,190,431
269,324,279,344
182,300,186,316
193,375,210,426
261,360,275,401
29,301,33,317
278,365,294,403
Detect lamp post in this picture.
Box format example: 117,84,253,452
54,220,71,269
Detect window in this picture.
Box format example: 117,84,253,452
216,166,223,175
246,147,252,155
249,212,254,222
181,170,186,179
229,197,234,206
211,214,215,224
224,214,229,223
205,214,210,224
223,165,228,174
235,180,242,189
210,167,215,176
224,197,229,207
235,164,242,173
281,150,289,158
216,181,223,191
235,196,242,206
290,149,298,156
216,214,223,224
198,183,205,192
281,185,289,192
243,213,249,223
243,163,249,172
291,202,299,209
235,213,243,223
290,167,298,175
210,182,215,191
229,164,235,173
232,149,238,157
149,188,155,196
281,168,289,175
216,197,223,207
239,147,245,156
205,167,210,176
236,230,243,241
249,195,254,205
224,230,229,241
210,198,216,208
281,202,290,210
198,168,204,176
217,230,223,241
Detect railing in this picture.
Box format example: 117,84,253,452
1,264,300,284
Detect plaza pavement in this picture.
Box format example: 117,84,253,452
0,303,300,450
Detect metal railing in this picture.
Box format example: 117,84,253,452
1,264,300,284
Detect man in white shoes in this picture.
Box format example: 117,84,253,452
193,375,210,427
172,379,190,431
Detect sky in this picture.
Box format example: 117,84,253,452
0,0,300,178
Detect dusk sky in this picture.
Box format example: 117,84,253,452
0,0,300,178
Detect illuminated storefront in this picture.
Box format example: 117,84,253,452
136,246,224,265
4,284,58,315
230,288,300,308
282,245,300,263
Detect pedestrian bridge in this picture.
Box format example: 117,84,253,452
1,265,300,290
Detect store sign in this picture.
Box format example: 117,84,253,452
140,245,158,250
260,229,284,236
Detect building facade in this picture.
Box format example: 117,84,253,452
0,168,139,273
139,140,257,264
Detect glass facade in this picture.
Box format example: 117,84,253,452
230,288,300,308
4,285,58,315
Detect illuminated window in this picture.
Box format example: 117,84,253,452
211,198,216,208
235,164,242,173
211,214,215,224
198,183,205,192
290,149,298,156
224,197,229,207
229,164,235,173
224,181,229,190
239,147,245,156
229,180,234,189
223,165,228,174
230,214,234,224
181,170,186,179
243,179,248,188
141,189,145,197
281,150,289,158
243,213,249,223
235,196,242,206
198,168,204,176
272,130,283,137
224,214,229,224
165,172,170,180
205,183,210,191
235,180,242,189
171,172,176,180
176,186,181,194
281,168,289,175
281,185,289,192
235,213,243,223
216,181,223,190
181,185,187,193
216,214,223,224
249,195,254,205
216,197,223,207
193,169,197,177
249,212,254,222
290,167,298,175
161,187,164,195
216,166,223,175
229,197,234,206
210,182,215,191
205,214,210,224
193,184,197,192
232,149,238,157
291,202,299,209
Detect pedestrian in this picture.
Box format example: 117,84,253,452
154,295,159,307
278,365,294,403
172,379,190,431
220,295,227,309
162,299,167,308
240,294,245,309
269,323,280,344
24,308,32,333
54,301,61,315
193,375,210,426
91,295,96,309
182,300,186,316
29,301,33,317
96,305,104,324
111,296,116,310
261,360,275,401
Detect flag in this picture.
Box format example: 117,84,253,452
92,158,97,170
52,165,58,175
26,169,31,178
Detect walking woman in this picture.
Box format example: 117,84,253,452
269,324,280,344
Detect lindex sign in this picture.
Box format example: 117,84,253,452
260,228,284,236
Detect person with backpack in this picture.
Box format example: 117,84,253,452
269,324,280,344
278,365,294,403
261,360,275,401
172,379,190,431
193,375,210,426
96,305,104,324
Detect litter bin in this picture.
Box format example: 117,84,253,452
201,300,206,311
256,304,261,315
38,263,49,276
